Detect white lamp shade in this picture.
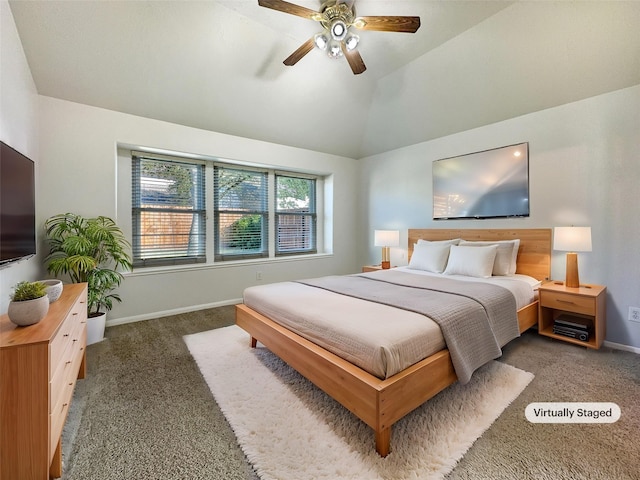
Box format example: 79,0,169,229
553,227,592,252
374,230,400,247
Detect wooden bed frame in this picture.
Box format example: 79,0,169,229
236,228,551,457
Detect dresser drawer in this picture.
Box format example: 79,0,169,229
49,329,85,458
50,350,74,414
50,316,75,377
50,292,86,376
70,311,87,349
540,291,595,315
49,377,76,459
49,324,85,413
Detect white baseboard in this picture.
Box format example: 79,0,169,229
603,340,640,355
106,298,243,327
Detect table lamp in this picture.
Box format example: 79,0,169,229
374,230,400,269
553,226,592,288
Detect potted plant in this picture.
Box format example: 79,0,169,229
44,213,132,344
8,281,49,326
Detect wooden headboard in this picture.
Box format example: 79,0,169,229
408,228,552,281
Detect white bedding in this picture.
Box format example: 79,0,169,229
242,269,538,379
393,266,540,310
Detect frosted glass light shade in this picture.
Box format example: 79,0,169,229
345,34,359,51
330,20,347,41
314,32,329,50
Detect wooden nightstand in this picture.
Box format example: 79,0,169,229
538,281,606,349
362,265,397,272
362,265,383,272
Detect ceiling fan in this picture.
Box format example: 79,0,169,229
258,0,421,75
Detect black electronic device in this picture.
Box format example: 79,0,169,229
0,141,36,266
554,315,590,331
553,314,591,342
433,142,529,220
553,325,590,342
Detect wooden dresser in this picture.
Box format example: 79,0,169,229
1,283,88,480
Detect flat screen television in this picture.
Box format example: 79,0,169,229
433,142,529,220
1,141,36,266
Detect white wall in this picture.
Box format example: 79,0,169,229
37,96,360,323
358,85,640,350
0,0,40,312
359,1,640,158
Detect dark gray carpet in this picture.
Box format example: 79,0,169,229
63,306,259,480
63,307,640,479
446,333,640,480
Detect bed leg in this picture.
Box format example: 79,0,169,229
375,427,391,457
250,336,257,348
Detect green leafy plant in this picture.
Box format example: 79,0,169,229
44,213,132,317
227,215,262,251
10,281,47,302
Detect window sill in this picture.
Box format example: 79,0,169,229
125,252,334,277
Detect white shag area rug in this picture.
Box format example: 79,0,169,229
184,325,534,480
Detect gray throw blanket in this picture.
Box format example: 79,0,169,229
297,270,519,384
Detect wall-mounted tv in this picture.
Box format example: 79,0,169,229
1,141,36,266
433,142,529,220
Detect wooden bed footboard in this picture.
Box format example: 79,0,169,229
236,300,538,457
236,303,457,457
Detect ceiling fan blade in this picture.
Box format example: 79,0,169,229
342,44,366,75
283,38,316,66
258,0,320,20
353,16,421,33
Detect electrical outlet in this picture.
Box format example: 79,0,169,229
629,306,640,323
256,271,263,281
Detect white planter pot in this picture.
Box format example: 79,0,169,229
8,296,49,326
87,312,106,345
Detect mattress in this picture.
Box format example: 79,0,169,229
242,268,538,380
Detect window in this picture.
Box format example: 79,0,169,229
214,166,268,261
276,174,316,255
131,153,321,267
132,155,206,267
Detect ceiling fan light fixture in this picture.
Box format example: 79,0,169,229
327,39,343,59
330,19,347,41
258,0,421,75
345,33,359,51
314,31,329,50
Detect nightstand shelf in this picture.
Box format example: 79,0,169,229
538,281,606,349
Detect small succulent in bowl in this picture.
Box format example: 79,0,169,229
8,281,49,326
10,281,47,301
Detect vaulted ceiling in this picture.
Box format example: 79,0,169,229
8,1,640,159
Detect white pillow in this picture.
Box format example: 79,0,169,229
443,244,498,278
417,238,461,246
458,239,520,275
408,242,451,273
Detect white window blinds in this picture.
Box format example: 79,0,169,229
214,165,268,261
132,155,206,266
275,174,317,255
